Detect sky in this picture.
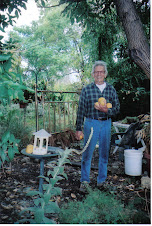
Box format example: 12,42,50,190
14,0,40,27
1,0,40,41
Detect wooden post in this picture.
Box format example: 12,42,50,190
48,103,51,133
72,102,74,126
68,102,70,126
35,83,38,131
53,103,56,132
42,93,45,129
64,102,66,130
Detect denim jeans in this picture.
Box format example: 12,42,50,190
81,118,111,184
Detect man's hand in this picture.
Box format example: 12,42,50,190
94,102,108,113
75,131,84,140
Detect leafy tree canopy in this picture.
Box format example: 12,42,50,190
0,0,28,37
8,5,86,90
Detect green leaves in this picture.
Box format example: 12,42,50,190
0,0,28,32
0,81,25,105
44,202,60,214
0,52,34,105
34,208,44,224
18,148,71,224
59,189,133,224
41,0,46,7
0,130,20,167
0,54,11,61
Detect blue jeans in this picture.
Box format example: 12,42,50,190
81,118,111,184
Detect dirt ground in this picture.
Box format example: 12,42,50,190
0,145,150,224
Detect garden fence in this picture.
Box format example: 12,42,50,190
36,90,80,134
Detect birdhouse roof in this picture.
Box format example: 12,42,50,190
33,129,51,137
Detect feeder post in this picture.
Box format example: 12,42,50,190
39,158,44,193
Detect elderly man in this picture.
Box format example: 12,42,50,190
75,60,120,192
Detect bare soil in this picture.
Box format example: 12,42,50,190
0,145,150,224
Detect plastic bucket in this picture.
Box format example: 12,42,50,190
124,149,143,176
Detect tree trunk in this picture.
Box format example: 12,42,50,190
114,0,150,79
98,35,102,60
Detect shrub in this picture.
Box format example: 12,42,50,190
0,131,20,169
0,106,32,150
59,189,135,224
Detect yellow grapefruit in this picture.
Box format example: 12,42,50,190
98,97,106,106
79,135,84,140
107,103,112,108
95,102,100,108
26,144,34,154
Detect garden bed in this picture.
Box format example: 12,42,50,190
0,146,150,224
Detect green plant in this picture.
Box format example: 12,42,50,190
17,148,72,224
59,189,135,224
0,131,20,169
0,105,33,148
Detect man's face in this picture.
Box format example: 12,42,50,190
92,65,106,85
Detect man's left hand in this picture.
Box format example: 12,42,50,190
94,102,108,113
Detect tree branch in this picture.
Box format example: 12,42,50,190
37,4,60,8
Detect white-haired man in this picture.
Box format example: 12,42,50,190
75,60,120,192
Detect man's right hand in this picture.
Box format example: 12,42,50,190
75,131,84,140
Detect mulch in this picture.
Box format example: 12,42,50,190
0,144,150,224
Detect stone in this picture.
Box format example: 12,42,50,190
141,176,150,189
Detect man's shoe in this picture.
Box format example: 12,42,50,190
80,181,90,193
97,181,106,188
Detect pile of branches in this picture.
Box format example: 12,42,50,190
136,114,150,154
49,129,77,149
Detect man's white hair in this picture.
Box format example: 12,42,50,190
92,61,108,75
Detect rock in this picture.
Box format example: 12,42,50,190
141,176,150,189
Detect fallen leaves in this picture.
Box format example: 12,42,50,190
0,146,150,224
71,193,76,199
126,184,135,191
1,203,13,210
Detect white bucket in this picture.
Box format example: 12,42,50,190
124,149,143,176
